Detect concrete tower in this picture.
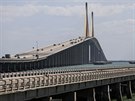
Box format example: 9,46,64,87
85,2,90,38
90,12,94,37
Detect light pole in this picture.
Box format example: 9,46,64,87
36,41,39,59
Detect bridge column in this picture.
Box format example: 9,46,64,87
131,80,135,93
111,83,123,101
95,85,111,101
126,81,132,99
87,88,96,101
121,81,132,99
63,92,76,101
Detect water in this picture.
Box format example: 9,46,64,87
42,61,135,72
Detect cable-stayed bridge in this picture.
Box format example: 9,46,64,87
0,2,135,101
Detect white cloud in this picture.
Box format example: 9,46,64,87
0,3,135,21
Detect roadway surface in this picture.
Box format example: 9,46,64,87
0,37,86,60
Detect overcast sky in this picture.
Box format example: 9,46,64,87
0,0,135,60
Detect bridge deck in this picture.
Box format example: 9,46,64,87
0,37,87,61
0,62,135,96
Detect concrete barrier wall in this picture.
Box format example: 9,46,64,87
0,75,135,101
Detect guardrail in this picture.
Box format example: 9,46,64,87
0,67,135,95
0,69,81,79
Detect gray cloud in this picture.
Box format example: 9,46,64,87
0,3,135,22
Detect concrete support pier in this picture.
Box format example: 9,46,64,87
111,83,123,101
131,80,135,93
126,81,132,99
95,85,111,101
87,88,96,101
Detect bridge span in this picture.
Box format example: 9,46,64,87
0,63,135,101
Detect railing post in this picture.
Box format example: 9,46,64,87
52,76,55,85
29,78,31,88
23,78,25,90
43,76,46,86
34,77,36,88
56,75,58,84
4,80,7,93
11,79,14,92
17,79,20,90
38,77,41,87
47,75,50,85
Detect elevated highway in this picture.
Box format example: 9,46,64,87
0,63,135,101
0,2,107,73
0,37,107,73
